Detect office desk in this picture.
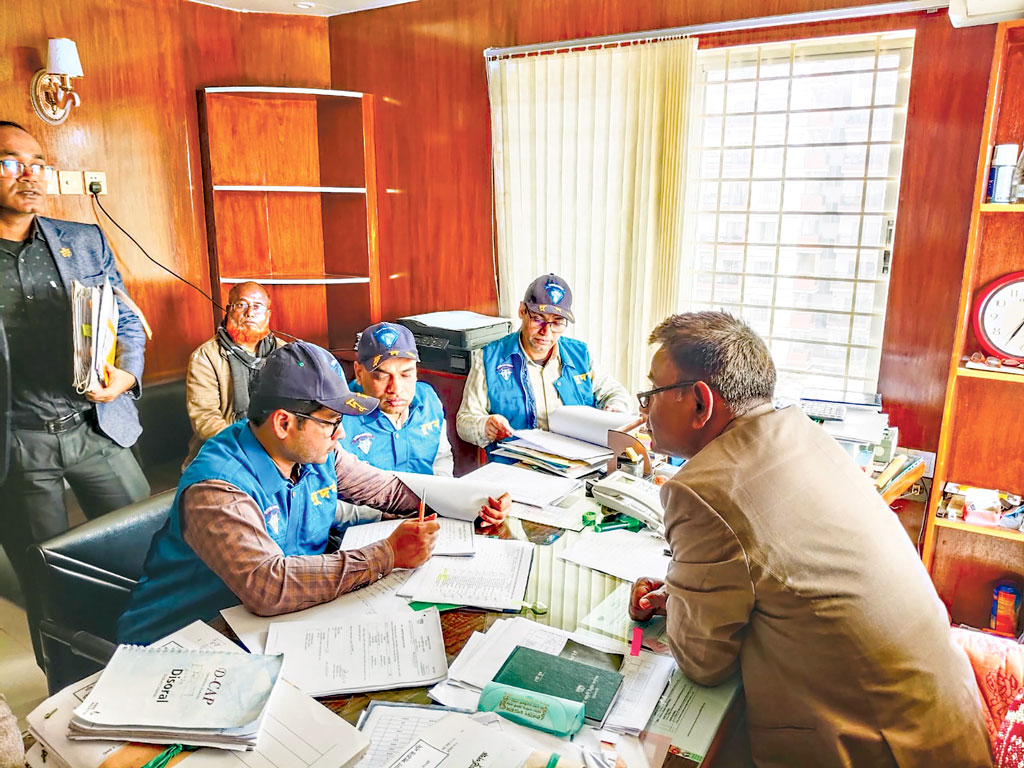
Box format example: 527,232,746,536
289,518,748,767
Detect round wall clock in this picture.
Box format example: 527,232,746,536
972,271,1024,360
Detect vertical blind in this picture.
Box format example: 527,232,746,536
681,32,915,398
486,38,697,393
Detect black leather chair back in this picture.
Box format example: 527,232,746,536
29,490,175,693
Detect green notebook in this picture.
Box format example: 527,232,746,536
492,645,624,725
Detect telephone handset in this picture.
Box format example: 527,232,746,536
591,470,665,536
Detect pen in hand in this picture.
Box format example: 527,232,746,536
418,492,426,523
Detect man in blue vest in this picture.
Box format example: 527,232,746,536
456,273,631,449
118,341,505,644
341,322,453,477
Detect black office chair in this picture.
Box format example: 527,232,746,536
28,490,175,693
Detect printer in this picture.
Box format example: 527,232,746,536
398,311,512,374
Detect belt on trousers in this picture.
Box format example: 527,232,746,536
16,410,89,434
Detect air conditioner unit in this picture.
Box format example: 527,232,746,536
949,0,1024,27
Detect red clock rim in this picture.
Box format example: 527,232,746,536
971,270,1024,359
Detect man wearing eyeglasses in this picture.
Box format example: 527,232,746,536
119,341,510,644
456,273,630,450
628,312,989,767
0,121,149,662
183,280,284,466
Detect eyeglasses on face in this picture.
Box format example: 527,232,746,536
228,300,269,316
288,411,343,438
636,380,699,410
0,159,55,181
526,309,568,333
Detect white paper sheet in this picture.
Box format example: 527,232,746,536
397,537,534,611
266,607,449,696
645,671,741,763
461,462,581,507
509,501,587,531
604,652,676,735
395,471,507,522
221,569,413,653
510,430,611,461
381,713,567,768
550,406,637,447
577,582,671,654
355,703,461,768
341,517,476,556
558,529,670,583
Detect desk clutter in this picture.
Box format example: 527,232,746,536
25,437,740,768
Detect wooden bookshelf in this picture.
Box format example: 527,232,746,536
921,21,1024,628
197,86,382,349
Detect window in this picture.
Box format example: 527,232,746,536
682,33,914,399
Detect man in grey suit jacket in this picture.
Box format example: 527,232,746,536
0,121,149,662
630,312,990,767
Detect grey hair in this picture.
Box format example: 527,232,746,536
649,311,776,414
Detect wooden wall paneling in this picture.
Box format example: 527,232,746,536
945,376,1024,490
930,528,1024,627
325,283,371,350
322,195,370,277
210,193,273,278
203,94,321,187
265,284,329,347
266,193,326,277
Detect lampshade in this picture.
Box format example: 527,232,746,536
46,38,83,78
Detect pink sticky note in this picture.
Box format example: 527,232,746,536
630,626,642,656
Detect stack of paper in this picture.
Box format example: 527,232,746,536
71,278,118,394
340,517,476,556
397,537,534,611
490,406,635,478
68,645,283,750
27,621,370,767
265,607,449,697
461,462,581,507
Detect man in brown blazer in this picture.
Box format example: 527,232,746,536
630,312,990,767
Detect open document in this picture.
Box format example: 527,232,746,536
265,607,449,696
646,670,742,763
222,570,413,653
29,621,370,767
340,517,475,556
394,471,506,522
461,462,580,508
398,537,533,611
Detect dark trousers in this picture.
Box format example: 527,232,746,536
0,419,150,666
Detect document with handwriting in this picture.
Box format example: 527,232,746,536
341,518,475,556
266,607,449,697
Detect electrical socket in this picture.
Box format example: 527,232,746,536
57,170,84,195
84,171,107,195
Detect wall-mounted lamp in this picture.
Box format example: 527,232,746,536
31,39,84,125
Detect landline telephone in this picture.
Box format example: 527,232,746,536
591,470,665,536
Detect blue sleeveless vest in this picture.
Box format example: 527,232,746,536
481,331,596,434
339,381,445,474
116,420,339,645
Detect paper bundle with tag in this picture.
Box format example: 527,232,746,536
71,277,151,393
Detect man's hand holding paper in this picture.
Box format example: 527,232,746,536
85,363,136,403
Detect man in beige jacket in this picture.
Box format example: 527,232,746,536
630,312,990,767
184,281,284,465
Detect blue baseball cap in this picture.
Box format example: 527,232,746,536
523,273,575,322
357,322,420,372
250,341,379,417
